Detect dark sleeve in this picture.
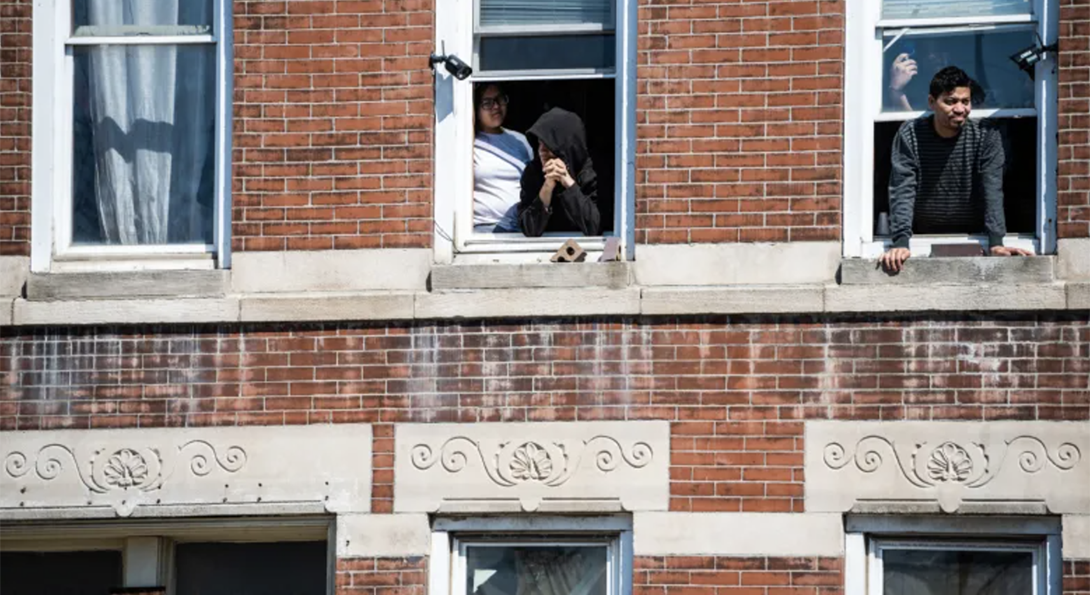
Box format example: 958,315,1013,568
518,163,550,237
888,123,919,249
555,163,601,236
979,125,1007,248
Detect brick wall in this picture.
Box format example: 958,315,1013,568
0,0,31,256
636,556,842,595
336,557,427,595
231,0,434,252
1068,560,1090,595
3,314,1087,513
1059,0,1090,240
634,0,843,244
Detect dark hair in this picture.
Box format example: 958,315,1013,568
929,66,973,99
473,83,503,110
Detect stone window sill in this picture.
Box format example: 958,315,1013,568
838,256,1056,285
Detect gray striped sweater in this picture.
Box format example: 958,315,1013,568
888,116,1007,249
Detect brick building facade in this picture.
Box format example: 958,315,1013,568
1,0,1088,594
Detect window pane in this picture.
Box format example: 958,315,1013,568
883,0,1032,20
466,545,609,595
73,0,212,29
0,550,123,595
480,0,612,29
478,35,615,72
882,28,1036,112
175,542,327,595
72,44,217,246
883,549,1033,595
872,117,1038,237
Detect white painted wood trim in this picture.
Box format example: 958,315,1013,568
875,14,1036,27
429,531,453,595
65,35,216,45
29,0,60,272
844,532,866,595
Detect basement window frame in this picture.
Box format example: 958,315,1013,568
841,0,1060,259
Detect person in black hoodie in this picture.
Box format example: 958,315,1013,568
518,108,601,237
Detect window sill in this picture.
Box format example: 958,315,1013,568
26,270,230,301
430,261,631,290
839,256,1055,285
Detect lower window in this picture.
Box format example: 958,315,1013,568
870,539,1045,595
461,541,610,595
0,550,123,595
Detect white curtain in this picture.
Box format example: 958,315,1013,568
81,0,214,245
513,549,606,595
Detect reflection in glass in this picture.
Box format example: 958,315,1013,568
480,0,611,28
882,0,1032,21
479,35,615,72
467,546,609,595
72,44,216,246
0,550,123,595
883,548,1033,595
882,28,1036,111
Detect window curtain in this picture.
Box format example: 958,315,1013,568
78,0,214,245
882,550,1033,595
513,549,606,595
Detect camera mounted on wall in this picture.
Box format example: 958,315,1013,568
429,52,472,80
1010,36,1058,81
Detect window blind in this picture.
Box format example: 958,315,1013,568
882,0,1032,20
479,0,612,29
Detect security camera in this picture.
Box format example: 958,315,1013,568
429,53,473,81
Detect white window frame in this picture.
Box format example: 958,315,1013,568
429,516,633,595
844,515,1063,595
432,0,637,264
842,0,1060,258
30,0,234,273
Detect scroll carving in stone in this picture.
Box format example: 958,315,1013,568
395,421,669,513
2,425,372,518
806,421,1089,513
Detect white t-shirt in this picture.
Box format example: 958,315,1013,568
473,129,533,230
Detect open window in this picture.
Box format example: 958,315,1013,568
843,0,1058,257
31,0,233,272
433,0,636,262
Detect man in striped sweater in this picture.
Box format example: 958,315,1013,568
879,66,1033,273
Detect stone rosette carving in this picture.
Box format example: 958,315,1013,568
2,425,373,518
396,421,669,513
806,421,1090,514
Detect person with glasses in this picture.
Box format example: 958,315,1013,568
473,83,533,234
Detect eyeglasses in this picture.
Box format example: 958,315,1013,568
480,95,509,110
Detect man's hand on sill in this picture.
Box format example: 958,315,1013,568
990,245,1034,257
878,245,1035,274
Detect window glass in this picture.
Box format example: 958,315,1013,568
882,28,1036,111
175,542,327,595
872,117,1037,236
466,545,608,595
72,44,217,246
478,35,615,72
479,0,611,29
882,0,1033,20
72,0,213,30
0,550,123,595
882,548,1033,595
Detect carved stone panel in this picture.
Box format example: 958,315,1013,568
394,421,669,513
2,425,372,517
805,421,1089,514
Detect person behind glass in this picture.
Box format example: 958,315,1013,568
518,107,601,237
879,66,1033,273
473,84,533,234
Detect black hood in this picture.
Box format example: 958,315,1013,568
527,107,589,174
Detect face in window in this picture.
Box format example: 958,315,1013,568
476,84,509,134
537,140,557,164
929,86,971,133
